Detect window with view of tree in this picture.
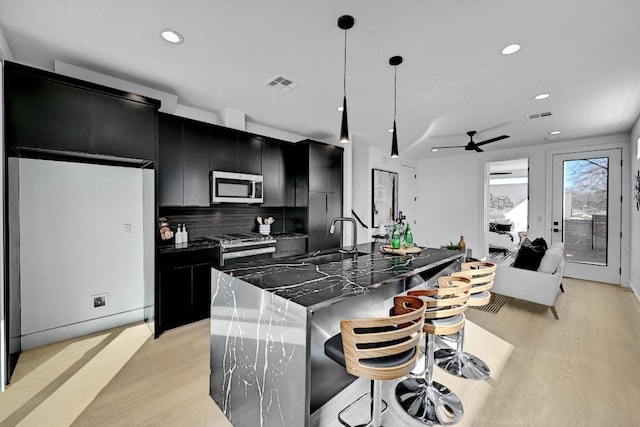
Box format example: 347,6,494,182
563,157,608,265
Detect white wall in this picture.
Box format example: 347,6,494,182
415,134,631,282
18,159,146,349
629,117,640,297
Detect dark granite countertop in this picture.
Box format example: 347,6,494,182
220,242,462,310
270,232,308,239
158,237,219,254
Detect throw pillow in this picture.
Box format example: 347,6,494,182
538,247,564,274
531,237,548,251
489,222,498,232
513,240,546,270
495,223,513,232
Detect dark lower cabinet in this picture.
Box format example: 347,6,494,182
158,261,212,334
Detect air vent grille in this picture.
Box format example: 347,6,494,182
265,75,299,92
526,111,554,121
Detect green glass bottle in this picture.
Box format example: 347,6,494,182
391,224,401,249
404,223,413,247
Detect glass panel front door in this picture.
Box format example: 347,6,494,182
552,149,621,284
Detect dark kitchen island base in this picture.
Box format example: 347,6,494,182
209,243,463,426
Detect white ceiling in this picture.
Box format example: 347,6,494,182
2,0,640,159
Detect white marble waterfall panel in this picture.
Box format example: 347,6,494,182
210,269,309,427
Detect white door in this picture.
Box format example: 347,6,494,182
551,149,622,284
399,164,417,228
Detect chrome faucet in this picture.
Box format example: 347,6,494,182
329,217,357,253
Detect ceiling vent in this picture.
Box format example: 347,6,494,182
526,111,554,121
265,75,299,92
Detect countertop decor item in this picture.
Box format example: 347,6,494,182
380,244,421,255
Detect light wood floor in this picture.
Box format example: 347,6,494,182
1,278,639,426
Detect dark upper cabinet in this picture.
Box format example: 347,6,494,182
237,135,262,175
209,129,262,175
158,115,183,206
4,61,159,160
158,114,210,207
92,92,156,160
262,139,284,206
209,130,237,172
308,143,343,194
5,68,92,153
182,122,210,206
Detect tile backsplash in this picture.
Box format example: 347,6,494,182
159,206,307,239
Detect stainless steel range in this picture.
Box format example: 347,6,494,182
209,232,277,266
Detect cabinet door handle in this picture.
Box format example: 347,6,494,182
325,194,328,213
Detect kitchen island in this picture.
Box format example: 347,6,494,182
209,243,463,426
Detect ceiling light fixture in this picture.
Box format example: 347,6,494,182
389,55,403,158
549,130,561,135
387,128,394,133
534,93,550,100
432,148,439,152
161,29,184,44
501,44,521,55
336,106,344,112
338,15,354,144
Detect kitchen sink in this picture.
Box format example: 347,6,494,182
298,250,367,265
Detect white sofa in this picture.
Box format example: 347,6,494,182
491,243,565,319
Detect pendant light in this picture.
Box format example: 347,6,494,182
338,15,354,143
389,56,403,158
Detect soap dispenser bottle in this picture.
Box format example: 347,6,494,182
182,224,189,246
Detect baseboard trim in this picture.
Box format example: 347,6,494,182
21,309,145,350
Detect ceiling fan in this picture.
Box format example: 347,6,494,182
432,131,510,153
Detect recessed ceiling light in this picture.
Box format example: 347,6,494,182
336,106,344,112
534,93,550,100
549,130,561,135
431,148,439,152
501,44,521,55
161,29,184,44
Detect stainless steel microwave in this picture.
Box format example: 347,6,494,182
210,171,263,204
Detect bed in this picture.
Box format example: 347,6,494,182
488,219,519,252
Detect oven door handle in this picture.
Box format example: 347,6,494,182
222,246,276,260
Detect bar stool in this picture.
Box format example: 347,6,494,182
434,261,496,380
324,295,426,427
395,275,472,425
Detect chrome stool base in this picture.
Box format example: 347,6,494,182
434,348,490,380
337,391,388,427
396,377,464,425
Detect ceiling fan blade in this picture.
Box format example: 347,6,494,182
490,172,512,175
475,146,484,153
475,135,510,147
432,145,467,149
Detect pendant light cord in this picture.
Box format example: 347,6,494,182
394,66,397,121
343,30,347,96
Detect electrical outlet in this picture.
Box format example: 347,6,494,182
92,293,108,308
123,223,132,234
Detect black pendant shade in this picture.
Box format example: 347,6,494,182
338,15,354,144
340,96,349,143
391,120,399,158
389,55,403,158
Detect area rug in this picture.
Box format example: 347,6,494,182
470,293,508,314
489,249,512,261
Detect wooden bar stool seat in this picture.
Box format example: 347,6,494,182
434,261,496,380
395,275,471,425
324,295,426,427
